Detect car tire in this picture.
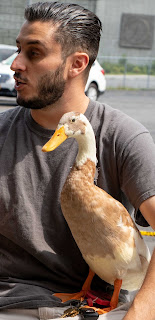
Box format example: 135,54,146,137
86,83,99,101
12,89,17,97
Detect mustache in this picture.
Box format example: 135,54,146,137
14,72,28,83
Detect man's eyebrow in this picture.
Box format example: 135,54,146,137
16,38,47,48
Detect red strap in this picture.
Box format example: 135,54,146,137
86,290,110,307
86,298,94,307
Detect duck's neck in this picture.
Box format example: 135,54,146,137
75,127,97,168
73,159,96,184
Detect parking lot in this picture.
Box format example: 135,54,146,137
99,89,155,143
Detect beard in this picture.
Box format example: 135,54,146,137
16,62,66,109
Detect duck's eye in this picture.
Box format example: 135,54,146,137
71,118,76,123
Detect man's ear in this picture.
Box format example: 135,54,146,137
68,52,89,78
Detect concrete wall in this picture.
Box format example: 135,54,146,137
96,0,155,59
0,0,155,60
0,0,96,45
0,0,26,45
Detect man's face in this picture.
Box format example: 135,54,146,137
11,21,66,109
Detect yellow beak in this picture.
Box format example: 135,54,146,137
42,126,68,152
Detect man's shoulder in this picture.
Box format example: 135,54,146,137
0,106,24,123
89,99,150,152
0,106,25,142
91,100,148,132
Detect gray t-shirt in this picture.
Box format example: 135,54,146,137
0,100,154,309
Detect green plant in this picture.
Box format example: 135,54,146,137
101,60,155,75
132,66,141,74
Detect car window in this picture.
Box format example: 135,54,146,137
2,53,17,65
0,48,16,62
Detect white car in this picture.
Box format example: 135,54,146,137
0,44,17,62
0,53,17,96
0,54,106,100
85,60,106,100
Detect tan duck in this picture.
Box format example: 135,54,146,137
42,111,151,313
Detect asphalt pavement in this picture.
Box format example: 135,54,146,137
0,90,154,254
99,89,155,143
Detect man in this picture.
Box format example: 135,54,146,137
0,2,154,319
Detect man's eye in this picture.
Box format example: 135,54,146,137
30,51,39,56
26,50,40,59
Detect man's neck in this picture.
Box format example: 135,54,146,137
30,93,89,130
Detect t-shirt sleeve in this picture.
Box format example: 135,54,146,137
118,130,155,209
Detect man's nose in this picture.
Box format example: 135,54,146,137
11,53,26,72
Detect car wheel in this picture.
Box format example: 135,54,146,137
86,83,98,101
12,89,17,97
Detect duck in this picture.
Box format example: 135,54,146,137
42,111,151,313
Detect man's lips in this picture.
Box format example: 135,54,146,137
14,76,27,90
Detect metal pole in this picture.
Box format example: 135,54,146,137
147,60,152,89
123,58,127,88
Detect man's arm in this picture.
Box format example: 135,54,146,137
139,195,155,230
123,249,155,320
123,196,155,320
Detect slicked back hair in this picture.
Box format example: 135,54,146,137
24,2,102,70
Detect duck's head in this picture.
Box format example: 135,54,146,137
42,111,97,166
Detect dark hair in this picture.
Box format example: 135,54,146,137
24,2,102,69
